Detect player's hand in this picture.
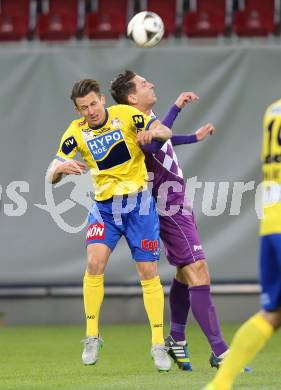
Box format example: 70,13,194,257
136,130,153,145
55,160,87,175
195,123,215,141
175,92,199,109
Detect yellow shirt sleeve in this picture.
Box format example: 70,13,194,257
125,106,157,132
56,122,78,161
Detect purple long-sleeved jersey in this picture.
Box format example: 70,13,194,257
144,104,198,208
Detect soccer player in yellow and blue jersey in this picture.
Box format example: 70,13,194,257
204,99,281,389
47,79,172,371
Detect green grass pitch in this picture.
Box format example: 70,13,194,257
0,323,280,390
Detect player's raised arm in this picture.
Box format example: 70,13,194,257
47,158,87,184
162,92,199,129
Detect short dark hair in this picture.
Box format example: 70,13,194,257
110,70,136,104
70,79,101,105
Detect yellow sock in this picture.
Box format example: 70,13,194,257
83,272,104,337
212,312,274,390
141,275,164,346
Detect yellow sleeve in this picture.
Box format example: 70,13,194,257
126,106,157,132
56,123,78,161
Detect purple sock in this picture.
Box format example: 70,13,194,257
189,285,228,356
169,278,190,342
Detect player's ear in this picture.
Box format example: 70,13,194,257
100,94,106,105
128,94,137,105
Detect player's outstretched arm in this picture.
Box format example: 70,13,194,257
47,158,87,184
171,123,215,146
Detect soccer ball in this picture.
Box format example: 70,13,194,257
127,11,164,48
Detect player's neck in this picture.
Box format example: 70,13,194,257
135,104,153,116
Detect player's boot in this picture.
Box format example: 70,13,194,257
209,350,228,369
82,336,103,365
165,335,192,371
151,344,171,372
209,350,252,372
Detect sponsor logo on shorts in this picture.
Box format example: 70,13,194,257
86,315,95,320
193,244,202,251
153,323,163,328
141,239,159,251
86,223,105,241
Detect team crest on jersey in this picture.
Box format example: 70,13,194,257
132,114,145,128
110,117,122,129
87,129,131,170
82,127,92,134
78,119,86,127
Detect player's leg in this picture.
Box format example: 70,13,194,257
160,211,228,368
82,202,122,365
126,190,171,371
205,234,281,390
84,243,111,338
82,243,110,365
169,276,190,343
166,273,193,371
135,260,171,371
179,260,229,365
135,261,164,346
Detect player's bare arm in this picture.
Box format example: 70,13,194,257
47,158,87,184
195,123,215,141
175,92,199,109
136,120,172,146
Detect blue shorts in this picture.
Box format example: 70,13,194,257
86,190,160,262
260,234,281,311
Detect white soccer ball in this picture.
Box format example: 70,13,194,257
127,11,164,48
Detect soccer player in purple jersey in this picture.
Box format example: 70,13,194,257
111,70,229,371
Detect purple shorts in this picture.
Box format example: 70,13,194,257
159,210,205,267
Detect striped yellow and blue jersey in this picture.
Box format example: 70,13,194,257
56,104,156,201
260,98,281,235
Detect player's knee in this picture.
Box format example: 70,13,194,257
87,253,107,274
136,261,158,280
264,307,281,330
182,260,210,286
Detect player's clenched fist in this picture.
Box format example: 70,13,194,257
195,123,215,141
175,92,199,109
136,130,154,145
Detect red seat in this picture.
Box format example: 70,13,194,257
84,0,128,39
85,10,126,39
196,0,226,13
146,0,176,36
183,9,225,37
0,0,29,40
233,1,275,37
36,0,78,40
96,0,129,16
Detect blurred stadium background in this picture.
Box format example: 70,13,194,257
1,0,281,330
